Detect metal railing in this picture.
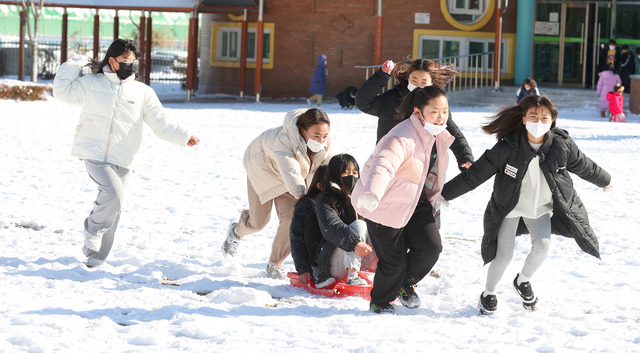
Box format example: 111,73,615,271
0,39,190,84
355,52,496,93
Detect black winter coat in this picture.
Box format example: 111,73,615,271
441,127,611,264
315,190,360,252
355,68,474,170
290,198,321,275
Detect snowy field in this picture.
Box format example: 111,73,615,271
0,91,639,352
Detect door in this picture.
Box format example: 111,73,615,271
533,2,601,88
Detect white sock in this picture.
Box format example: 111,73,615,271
483,289,496,297
517,273,530,286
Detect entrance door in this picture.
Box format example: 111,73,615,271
533,2,605,88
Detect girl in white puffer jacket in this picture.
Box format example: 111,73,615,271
53,39,199,267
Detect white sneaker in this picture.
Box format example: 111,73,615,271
84,257,103,268
84,230,102,252
347,273,368,286
266,264,286,280
222,222,241,256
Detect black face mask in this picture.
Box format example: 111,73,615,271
341,175,359,194
115,62,137,80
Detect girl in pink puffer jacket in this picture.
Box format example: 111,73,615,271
351,86,454,313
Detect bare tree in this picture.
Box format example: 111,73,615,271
19,0,45,83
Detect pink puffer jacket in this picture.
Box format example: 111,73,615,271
351,114,454,229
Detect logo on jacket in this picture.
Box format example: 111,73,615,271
505,164,518,178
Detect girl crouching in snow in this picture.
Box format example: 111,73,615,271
352,86,454,313
289,165,328,285
441,95,612,314
312,154,376,288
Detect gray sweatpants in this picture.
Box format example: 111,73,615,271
82,160,130,262
485,214,551,292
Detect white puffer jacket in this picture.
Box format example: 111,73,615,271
243,108,333,203
53,62,191,169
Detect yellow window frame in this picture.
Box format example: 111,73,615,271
210,21,275,69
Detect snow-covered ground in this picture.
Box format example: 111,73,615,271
0,91,639,352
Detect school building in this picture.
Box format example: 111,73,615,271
199,0,640,98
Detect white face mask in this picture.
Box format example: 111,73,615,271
423,121,447,136
609,45,616,51
525,121,552,138
305,131,326,152
407,82,418,92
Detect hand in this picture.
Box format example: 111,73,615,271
187,135,200,146
381,60,395,74
435,195,449,212
354,242,373,257
68,53,90,68
297,272,312,284
603,184,613,192
357,193,379,212
460,162,472,169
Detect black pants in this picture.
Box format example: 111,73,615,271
365,201,442,305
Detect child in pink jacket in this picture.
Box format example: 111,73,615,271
606,83,626,122
351,86,454,313
597,65,621,117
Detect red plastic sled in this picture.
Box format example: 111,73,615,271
287,271,373,300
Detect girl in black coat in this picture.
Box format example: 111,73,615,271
289,165,327,285
441,95,612,314
356,57,474,171
313,154,375,288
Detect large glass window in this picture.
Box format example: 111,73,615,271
615,5,640,40
447,0,488,23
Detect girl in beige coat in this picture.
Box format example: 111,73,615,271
223,108,334,279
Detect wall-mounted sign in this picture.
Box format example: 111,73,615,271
534,21,560,35
415,13,430,24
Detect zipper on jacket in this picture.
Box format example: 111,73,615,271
104,82,123,161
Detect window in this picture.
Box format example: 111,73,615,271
210,22,275,69
448,0,487,16
417,34,510,73
217,27,271,62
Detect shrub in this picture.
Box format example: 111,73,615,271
0,81,49,101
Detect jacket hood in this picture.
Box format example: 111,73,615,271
598,70,616,79
317,55,327,67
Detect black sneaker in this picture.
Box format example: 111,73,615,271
513,274,538,311
398,284,421,308
369,302,395,314
478,293,497,315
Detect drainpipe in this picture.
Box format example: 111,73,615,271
255,0,264,102
240,8,248,98
494,0,508,90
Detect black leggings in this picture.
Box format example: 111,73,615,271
365,201,442,305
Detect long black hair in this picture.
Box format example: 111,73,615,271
321,154,359,222
396,85,448,122
89,38,141,76
392,56,458,89
294,165,327,209
482,95,558,141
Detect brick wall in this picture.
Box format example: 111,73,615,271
199,0,518,98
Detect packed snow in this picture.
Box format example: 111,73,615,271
0,89,639,352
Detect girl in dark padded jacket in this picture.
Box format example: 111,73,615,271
441,95,612,315
356,57,474,171
313,154,376,288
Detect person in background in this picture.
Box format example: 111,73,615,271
599,39,621,73
336,86,358,109
597,65,621,117
441,95,611,315
307,55,327,106
52,38,200,267
516,78,540,103
619,45,635,93
355,57,473,171
635,47,640,75
606,83,626,122
352,86,454,314
223,108,333,279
